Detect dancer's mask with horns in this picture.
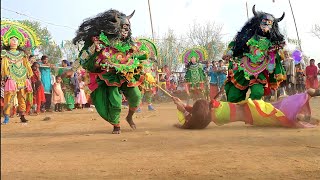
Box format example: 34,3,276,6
252,5,285,33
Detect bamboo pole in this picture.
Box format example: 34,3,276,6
155,84,173,98
288,0,302,51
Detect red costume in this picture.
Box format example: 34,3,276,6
30,70,46,113
305,65,319,89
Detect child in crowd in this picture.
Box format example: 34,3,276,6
52,76,65,112
30,62,46,115
76,76,87,109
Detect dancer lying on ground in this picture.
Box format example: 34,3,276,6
172,89,320,129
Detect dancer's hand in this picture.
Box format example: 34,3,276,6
172,97,186,112
172,96,182,104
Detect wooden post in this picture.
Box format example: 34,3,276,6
288,0,302,51
147,0,155,41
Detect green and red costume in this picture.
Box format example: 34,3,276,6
79,33,149,127
225,36,286,102
184,49,207,100
225,5,287,103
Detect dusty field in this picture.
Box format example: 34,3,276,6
1,98,320,180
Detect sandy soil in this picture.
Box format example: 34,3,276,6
1,98,320,180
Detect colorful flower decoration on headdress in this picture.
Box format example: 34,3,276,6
223,41,235,56
1,20,41,49
135,38,158,58
180,46,208,64
188,50,199,60
135,38,158,71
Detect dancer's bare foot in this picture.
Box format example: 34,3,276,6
307,88,320,97
126,116,136,130
112,126,121,134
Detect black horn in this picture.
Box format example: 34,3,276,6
252,5,257,16
127,10,135,19
275,12,285,22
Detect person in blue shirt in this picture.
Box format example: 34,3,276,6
39,55,55,112
208,61,219,100
217,60,227,90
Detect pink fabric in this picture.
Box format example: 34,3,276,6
76,82,87,104
4,79,17,92
272,93,314,127
52,83,66,104
25,79,33,92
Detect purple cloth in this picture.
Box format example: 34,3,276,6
272,93,310,123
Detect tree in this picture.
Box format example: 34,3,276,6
186,21,224,61
311,24,320,39
156,29,187,72
60,40,80,61
18,20,62,64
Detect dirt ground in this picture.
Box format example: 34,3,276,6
1,98,320,180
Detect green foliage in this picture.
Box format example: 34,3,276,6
157,29,186,71
187,21,224,61
18,20,62,64
61,40,79,61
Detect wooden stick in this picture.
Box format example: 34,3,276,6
40,66,67,69
155,84,173,98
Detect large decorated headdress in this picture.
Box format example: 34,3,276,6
231,5,285,58
135,38,158,59
135,38,158,72
1,20,40,49
73,9,135,45
180,47,208,64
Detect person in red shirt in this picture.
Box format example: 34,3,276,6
305,59,319,89
30,62,46,115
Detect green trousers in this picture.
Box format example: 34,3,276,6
91,83,141,125
225,82,264,103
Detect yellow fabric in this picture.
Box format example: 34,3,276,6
212,101,231,125
247,99,285,126
177,110,186,125
1,54,33,88
23,56,33,78
1,56,10,78
158,82,166,87
4,89,26,115
145,73,156,83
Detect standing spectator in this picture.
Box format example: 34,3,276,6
208,61,219,100
283,51,295,95
52,76,65,112
58,60,75,111
76,76,87,109
295,63,305,93
39,55,55,112
203,61,211,75
29,55,36,64
30,62,46,115
217,60,227,90
163,65,171,90
305,59,319,89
